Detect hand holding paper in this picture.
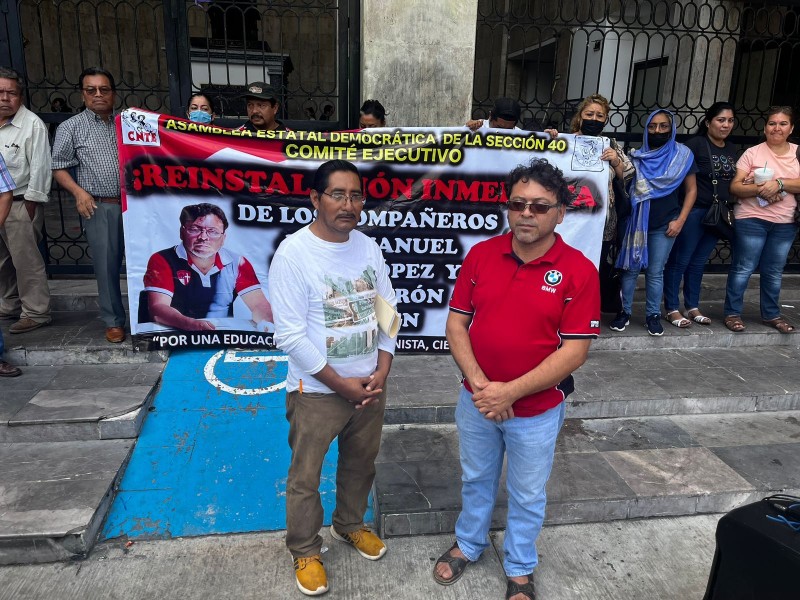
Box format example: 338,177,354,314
375,294,400,338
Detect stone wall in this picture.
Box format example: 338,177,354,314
361,0,480,127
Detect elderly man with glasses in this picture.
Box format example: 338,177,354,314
52,67,127,343
433,158,599,600
140,203,272,332
268,159,397,596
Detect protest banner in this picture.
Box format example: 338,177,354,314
118,109,609,351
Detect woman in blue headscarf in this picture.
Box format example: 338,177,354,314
610,109,698,336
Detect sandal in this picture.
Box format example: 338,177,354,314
687,308,712,325
433,542,471,586
506,573,536,600
665,310,691,328
762,316,796,334
724,315,746,332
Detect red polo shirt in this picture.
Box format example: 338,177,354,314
450,232,600,416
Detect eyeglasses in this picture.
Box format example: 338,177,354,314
647,122,671,132
321,191,366,205
506,200,559,214
183,225,224,239
82,87,113,96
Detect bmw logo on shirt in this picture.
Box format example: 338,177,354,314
544,270,563,286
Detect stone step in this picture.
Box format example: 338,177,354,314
373,411,800,537
1,364,164,443
385,345,800,425
1,311,166,366
0,439,135,565
0,362,165,565
595,293,800,350
48,278,128,313
45,274,800,312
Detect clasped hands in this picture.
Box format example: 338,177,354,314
745,175,783,204
758,181,783,203
338,369,388,409
469,378,517,422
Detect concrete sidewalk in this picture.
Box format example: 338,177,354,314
0,274,794,588
0,515,721,600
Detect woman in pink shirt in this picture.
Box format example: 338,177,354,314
724,106,800,333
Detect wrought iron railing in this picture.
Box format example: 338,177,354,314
2,1,799,272
472,0,800,269
4,0,358,273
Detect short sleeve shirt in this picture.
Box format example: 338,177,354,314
684,136,738,209
734,142,798,224
144,245,261,318
51,109,119,197
450,232,600,417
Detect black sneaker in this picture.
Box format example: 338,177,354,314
609,311,630,331
646,314,664,336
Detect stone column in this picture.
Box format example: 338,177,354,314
361,0,480,127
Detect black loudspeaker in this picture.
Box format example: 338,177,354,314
704,496,800,600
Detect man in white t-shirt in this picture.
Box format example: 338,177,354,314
269,160,397,597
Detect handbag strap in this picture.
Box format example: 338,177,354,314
703,138,720,202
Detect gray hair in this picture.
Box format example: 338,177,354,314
0,67,25,92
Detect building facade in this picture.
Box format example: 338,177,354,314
1,0,798,271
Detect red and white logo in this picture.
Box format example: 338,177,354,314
121,109,160,146
176,270,191,286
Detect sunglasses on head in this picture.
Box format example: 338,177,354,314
506,200,559,214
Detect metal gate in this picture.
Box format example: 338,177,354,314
0,0,359,273
472,0,800,269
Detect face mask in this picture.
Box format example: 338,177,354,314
189,110,212,124
648,132,670,149
580,119,605,136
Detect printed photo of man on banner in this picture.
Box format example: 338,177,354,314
138,202,273,333
117,109,609,351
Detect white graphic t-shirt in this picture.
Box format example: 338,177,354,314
269,225,397,393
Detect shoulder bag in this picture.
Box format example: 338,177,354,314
794,145,800,226
701,139,735,241
610,138,632,221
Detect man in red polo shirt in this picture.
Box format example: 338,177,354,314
432,158,600,600
141,203,273,331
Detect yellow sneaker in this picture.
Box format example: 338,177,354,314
330,525,387,560
293,555,328,596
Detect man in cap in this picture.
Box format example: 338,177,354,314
466,97,522,131
239,81,288,132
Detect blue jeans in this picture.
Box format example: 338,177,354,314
0,328,4,358
664,207,721,311
454,386,565,577
620,225,676,316
724,217,797,320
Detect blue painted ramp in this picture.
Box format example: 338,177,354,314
102,348,341,539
